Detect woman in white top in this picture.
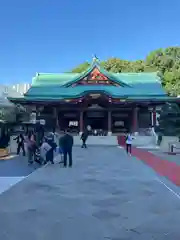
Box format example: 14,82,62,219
125,133,133,155
40,138,52,162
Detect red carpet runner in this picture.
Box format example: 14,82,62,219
117,136,180,186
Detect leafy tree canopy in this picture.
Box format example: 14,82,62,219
71,47,180,96
71,62,90,73
156,103,180,136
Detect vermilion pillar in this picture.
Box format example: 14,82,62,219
80,111,84,133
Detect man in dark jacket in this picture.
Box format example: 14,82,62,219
61,130,74,167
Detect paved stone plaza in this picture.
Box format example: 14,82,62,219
0,146,180,239
0,155,40,194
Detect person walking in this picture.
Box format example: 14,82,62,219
14,133,26,156
125,132,134,156
61,129,74,167
80,130,88,148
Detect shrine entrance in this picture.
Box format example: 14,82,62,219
83,105,108,135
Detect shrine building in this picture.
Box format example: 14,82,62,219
8,57,179,135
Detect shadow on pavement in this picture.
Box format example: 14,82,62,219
0,155,40,177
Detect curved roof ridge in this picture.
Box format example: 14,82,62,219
114,72,159,76
61,62,131,88
37,72,80,76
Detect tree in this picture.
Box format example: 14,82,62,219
0,107,16,122
71,62,90,73
157,103,180,136
15,104,30,122
0,104,28,123
102,58,124,72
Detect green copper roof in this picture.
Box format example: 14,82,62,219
32,71,161,87
10,60,168,102
32,72,80,86
24,85,165,99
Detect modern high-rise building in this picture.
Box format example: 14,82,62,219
11,83,31,95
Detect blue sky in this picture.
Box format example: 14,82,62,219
0,0,179,83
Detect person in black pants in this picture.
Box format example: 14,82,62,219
125,133,133,156
61,130,74,167
126,143,132,154
46,136,57,164
14,134,26,156
80,130,88,148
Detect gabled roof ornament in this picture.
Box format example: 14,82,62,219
92,54,100,65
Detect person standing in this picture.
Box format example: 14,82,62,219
26,132,36,164
61,129,74,167
59,132,65,163
125,132,134,156
14,133,25,156
80,130,88,148
45,134,57,164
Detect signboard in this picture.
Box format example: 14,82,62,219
69,121,78,127
40,119,45,125
89,94,101,99
30,112,36,124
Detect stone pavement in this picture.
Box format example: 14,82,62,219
130,147,180,186
150,149,180,165
0,155,40,194
0,147,180,239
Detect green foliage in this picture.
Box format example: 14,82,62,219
71,62,90,73
0,107,16,122
0,104,28,123
71,47,180,96
157,103,180,136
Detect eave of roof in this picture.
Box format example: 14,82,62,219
8,96,180,104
